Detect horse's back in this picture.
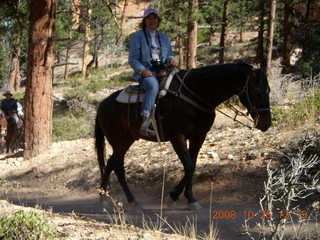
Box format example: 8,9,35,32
96,89,141,138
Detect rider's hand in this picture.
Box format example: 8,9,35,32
140,69,153,77
167,57,177,68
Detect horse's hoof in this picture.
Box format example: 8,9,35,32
165,194,177,208
188,201,202,211
128,201,146,214
99,195,110,210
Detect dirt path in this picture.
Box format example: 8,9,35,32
0,112,316,239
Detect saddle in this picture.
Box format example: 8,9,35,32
116,84,145,103
115,70,179,141
116,70,179,104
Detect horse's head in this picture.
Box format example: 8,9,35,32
238,67,271,132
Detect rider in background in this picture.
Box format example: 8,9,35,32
0,91,23,129
128,7,177,137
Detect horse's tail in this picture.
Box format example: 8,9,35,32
94,115,105,180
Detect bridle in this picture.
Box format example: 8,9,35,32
238,71,271,116
168,68,270,128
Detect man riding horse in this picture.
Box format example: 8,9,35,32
0,91,23,129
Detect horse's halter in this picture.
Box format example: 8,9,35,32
238,69,270,116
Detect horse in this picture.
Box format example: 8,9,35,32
0,113,7,153
95,63,272,211
0,112,22,153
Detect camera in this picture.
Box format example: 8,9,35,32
151,59,164,69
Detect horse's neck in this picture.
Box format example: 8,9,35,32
186,69,245,108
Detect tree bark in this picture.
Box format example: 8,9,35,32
281,0,293,74
304,0,315,49
8,35,21,92
82,1,91,79
187,0,198,69
71,0,81,31
266,0,277,79
176,33,184,69
64,38,71,81
209,16,216,46
24,0,55,159
256,0,265,65
219,0,230,64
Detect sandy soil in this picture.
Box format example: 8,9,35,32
0,110,319,239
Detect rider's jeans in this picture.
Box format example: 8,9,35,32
140,75,159,118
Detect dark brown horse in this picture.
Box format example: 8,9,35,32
0,113,21,153
95,63,272,211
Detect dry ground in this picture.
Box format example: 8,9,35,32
1,108,319,239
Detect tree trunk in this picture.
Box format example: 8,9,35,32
256,0,265,65
64,39,71,81
8,35,21,92
304,0,315,49
177,33,184,69
82,1,91,79
187,0,198,69
266,0,277,79
24,0,55,159
281,0,293,74
219,0,230,64
209,16,216,46
71,0,81,30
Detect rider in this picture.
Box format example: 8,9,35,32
128,7,177,137
0,91,23,129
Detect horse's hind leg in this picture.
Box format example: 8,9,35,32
105,135,136,203
100,154,116,192
5,138,10,154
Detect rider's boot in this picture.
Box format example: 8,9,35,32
139,116,156,138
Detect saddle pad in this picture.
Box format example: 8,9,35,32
116,84,145,103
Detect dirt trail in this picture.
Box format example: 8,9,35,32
0,112,316,239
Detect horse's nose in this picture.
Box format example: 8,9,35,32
255,112,271,132
261,122,271,132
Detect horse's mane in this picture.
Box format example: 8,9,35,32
193,62,252,72
183,62,253,82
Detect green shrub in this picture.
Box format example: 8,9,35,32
53,114,93,141
0,210,56,240
272,90,320,127
271,106,287,125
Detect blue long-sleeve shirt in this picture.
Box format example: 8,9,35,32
128,29,175,81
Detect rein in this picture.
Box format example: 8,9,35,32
216,104,253,129
164,68,270,128
172,70,214,113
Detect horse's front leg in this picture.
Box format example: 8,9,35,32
183,135,207,210
169,135,198,207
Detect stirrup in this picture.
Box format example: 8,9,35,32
139,117,156,137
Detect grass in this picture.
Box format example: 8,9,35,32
271,89,320,127
100,189,220,240
0,210,56,240
52,66,131,141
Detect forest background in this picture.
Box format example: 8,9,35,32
0,0,319,159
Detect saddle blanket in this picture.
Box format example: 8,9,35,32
116,70,179,104
116,84,145,103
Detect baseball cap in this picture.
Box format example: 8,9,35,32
143,8,159,18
